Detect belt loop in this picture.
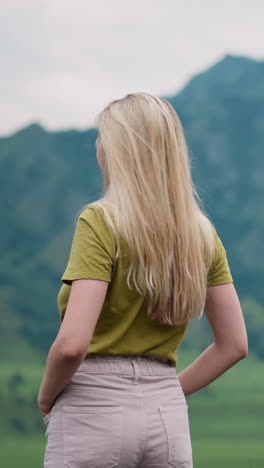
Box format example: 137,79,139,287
131,358,140,384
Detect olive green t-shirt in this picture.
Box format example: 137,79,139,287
57,205,233,367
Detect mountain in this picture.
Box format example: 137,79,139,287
0,124,102,360
166,54,264,303
1,54,263,360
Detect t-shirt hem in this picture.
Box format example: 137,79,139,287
208,278,233,287
61,272,112,285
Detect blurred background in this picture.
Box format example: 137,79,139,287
1,1,263,466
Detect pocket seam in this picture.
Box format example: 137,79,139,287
158,405,192,467
63,405,123,413
159,404,188,412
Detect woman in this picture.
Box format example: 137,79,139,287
38,92,248,468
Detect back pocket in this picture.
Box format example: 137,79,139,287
158,403,193,467
63,405,123,468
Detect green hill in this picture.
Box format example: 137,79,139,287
166,54,264,303
1,54,263,361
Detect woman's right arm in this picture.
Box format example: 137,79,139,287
177,282,248,396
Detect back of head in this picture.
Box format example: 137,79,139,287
90,92,214,325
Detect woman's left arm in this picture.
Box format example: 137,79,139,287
38,278,109,415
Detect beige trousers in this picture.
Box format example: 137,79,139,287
43,353,193,467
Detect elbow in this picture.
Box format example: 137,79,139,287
235,335,249,360
237,344,248,360
216,340,248,362
228,342,248,361
53,340,86,360
61,347,85,360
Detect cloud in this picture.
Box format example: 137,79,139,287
1,0,264,135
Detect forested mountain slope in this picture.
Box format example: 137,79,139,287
1,54,263,360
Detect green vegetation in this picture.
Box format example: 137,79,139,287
0,438,45,468
0,353,263,467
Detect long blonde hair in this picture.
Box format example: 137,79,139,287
86,92,215,325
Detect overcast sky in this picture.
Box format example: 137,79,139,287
1,0,263,136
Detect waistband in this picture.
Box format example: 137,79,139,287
77,353,176,375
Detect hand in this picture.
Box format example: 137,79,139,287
38,398,53,418
40,408,51,418
39,404,52,418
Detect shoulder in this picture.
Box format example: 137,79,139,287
77,203,116,255
78,204,110,232
207,223,233,287
210,224,227,261
78,203,103,221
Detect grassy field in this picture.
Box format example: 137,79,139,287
0,351,263,467
179,351,264,467
0,437,262,468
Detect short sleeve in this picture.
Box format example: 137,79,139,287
61,206,116,285
207,226,233,287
